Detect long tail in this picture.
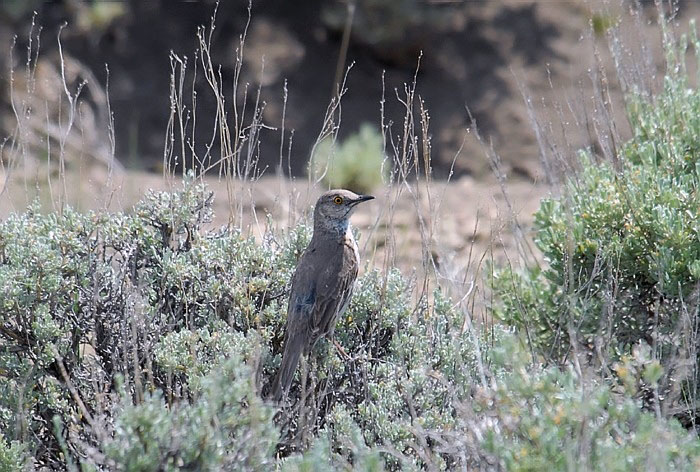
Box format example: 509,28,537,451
271,335,304,402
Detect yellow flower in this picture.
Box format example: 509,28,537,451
527,426,540,439
615,364,629,379
553,405,565,425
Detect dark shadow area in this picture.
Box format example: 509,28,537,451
492,4,563,65
0,0,568,178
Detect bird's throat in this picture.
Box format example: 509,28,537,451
314,219,351,241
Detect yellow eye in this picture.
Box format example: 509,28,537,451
333,196,344,205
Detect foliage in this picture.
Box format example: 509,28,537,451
491,21,700,421
0,176,301,469
105,356,277,471
311,123,386,194
0,434,27,472
2,176,700,470
590,12,619,37
480,338,700,471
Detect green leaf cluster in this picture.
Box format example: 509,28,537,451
492,21,700,421
311,123,386,194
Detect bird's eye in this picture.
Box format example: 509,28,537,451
333,196,344,205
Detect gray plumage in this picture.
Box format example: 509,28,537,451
271,189,374,401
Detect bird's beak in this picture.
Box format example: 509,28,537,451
352,195,375,205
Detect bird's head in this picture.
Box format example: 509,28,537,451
313,189,374,234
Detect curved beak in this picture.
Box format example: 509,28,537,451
352,195,375,206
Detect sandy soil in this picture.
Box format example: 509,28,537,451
0,167,548,283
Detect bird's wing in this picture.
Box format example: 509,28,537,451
308,242,358,344
272,240,358,399
285,241,358,349
272,269,316,400
284,262,317,344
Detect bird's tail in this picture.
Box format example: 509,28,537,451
271,335,304,402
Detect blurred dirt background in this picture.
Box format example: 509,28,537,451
1,0,698,273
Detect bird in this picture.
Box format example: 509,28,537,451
271,189,374,401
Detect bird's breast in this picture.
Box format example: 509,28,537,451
343,228,360,264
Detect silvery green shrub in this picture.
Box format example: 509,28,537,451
1,174,700,470
0,434,27,471
0,177,302,469
491,22,700,422
104,355,277,471
481,337,700,471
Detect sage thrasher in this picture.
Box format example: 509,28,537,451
271,189,374,401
